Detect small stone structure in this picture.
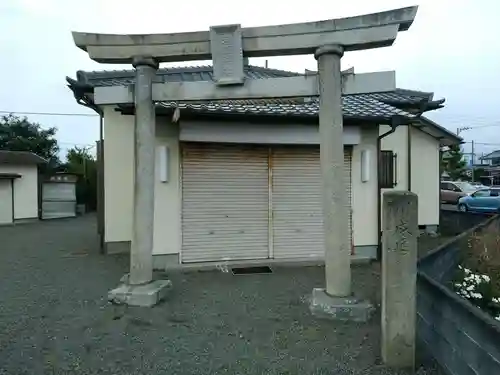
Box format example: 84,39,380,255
381,191,419,368
72,7,419,307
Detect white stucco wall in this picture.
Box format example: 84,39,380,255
380,125,409,190
102,107,181,255
153,119,181,255
351,126,378,247
380,124,440,226
0,164,39,219
103,107,134,243
410,127,440,226
103,110,381,256
380,125,408,229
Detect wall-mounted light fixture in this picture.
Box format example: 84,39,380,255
361,149,370,182
158,145,169,183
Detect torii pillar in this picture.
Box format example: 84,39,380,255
107,56,172,306
309,45,374,321
316,45,351,296
71,6,418,310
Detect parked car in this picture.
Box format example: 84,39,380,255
471,183,489,190
458,188,500,213
440,181,478,204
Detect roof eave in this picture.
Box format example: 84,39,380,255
116,103,409,124
416,116,462,146
0,173,22,179
66,77,102,115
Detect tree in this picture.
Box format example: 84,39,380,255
65,146,95,174
63,146,97,211
0,114,60,166
442,144,468,181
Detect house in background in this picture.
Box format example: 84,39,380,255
479,150,500,185
67,65,461,268
0,151,46,225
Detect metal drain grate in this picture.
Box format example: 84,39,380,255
231,266,273,275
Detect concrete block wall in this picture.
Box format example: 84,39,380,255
417,275,500,375
417,215,500,375
440,210,493,237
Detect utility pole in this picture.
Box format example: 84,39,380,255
471,140,475,183
456,126,471,135
83,152,87,181
456,127,474,183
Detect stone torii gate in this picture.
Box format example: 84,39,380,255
72,6,418,314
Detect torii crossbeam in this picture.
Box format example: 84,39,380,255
72,6,418,314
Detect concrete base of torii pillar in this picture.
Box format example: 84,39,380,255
310,289,374,322
108,275,172,307
309,45,374,322
108,56,172,307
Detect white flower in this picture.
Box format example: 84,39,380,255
496,316,500,321
482,275,491,283
464,268,471,274
467,285,475,291
471,293,483,299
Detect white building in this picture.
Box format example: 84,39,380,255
0,151,46,225
67,65,461,268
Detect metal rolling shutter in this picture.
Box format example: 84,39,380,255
272,146,352,259
345,148,353,252
0,180,13,224
41,182,77,220
181,143,269,263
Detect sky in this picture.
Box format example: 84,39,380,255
1,0,499,159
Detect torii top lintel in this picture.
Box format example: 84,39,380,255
72,6,418,64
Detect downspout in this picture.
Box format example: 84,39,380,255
439,146,444,234
76,95,105,252
376,115,407,260
407,124,412,192
11,179,15,223
97,113,104,253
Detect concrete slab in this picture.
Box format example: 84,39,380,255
108,279,172,307
309,288,374,322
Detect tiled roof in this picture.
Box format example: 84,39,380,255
156,96,414,119
71,65,439,120
481,150,500,160
77,65,299,86
0,151,47,165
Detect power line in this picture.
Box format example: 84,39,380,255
463,123,500,130
436,117,500,124
431,112,500,122
1,109,500,132
463,142,500,146
1,108,499,122
59,142,96,147
0,110,98,117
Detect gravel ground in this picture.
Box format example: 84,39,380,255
0,215,444,375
